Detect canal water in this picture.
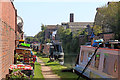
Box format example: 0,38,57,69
64,53,79,68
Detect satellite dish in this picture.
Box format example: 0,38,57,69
17,16,24,28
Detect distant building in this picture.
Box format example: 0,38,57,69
45,25,61,40
62,13,93,34
62,22,93,33
94,32,114,43
61,22,93,46
61,13,94,45
70,13,74,22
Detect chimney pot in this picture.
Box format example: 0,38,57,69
70,13,74,22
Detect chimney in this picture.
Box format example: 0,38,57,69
70,13,74,22
91,38,94,46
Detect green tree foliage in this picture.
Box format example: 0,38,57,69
34,24,46,43
45,39,51,43
57,27,87,54
117,2,120,40
41,24,46,31
25,24,46,43
94,2,120,40
34,31,45,43
25,37,34,43
93,25,103,35
25,37,39,43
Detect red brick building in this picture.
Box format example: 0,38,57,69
0,1,16,79
94,32,114,43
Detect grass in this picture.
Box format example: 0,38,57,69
33,62,44,80
34,52,85,80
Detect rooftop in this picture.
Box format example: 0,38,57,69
81,45,120,52
46,25,61,29
62,22,93,26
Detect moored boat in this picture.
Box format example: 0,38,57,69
74,40,120,80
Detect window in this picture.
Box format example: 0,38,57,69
88,52,92,61
103,57,106,69
80,51,84,62
103,53,108,70
95,54,100,69
114,60,117,72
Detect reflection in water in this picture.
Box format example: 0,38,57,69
64,53,78,68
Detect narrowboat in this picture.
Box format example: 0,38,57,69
42,41,64,65
74,40,120,80
15,48,36,68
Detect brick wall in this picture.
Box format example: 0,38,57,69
0,1,16,79
43,44,50,55
93,33,114,42
103,33,114,42
0,1,2,79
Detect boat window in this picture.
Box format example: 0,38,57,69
88,52,92,61
114,60,117,72
80,51,84,62
95,54,100,69
103,57,106,69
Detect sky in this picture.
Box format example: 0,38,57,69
13,0,119,36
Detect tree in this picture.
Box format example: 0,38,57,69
25,37,34,43
41,24,46,31
46,39,51,43
33,24,46,43
94,2,120,39
57,27,88,54
57,27,65,40
93,25,103,35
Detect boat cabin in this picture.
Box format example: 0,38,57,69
74,40,120,79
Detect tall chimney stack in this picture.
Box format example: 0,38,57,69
70,13,74,22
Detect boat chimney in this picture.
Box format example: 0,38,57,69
90,32,95,46
91,38,94,46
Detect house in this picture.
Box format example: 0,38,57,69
62,22,93,33
45,25,61,40
61,13,93,33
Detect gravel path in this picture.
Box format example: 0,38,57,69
37,57,61,80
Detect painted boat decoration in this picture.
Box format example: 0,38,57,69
9,64,33,70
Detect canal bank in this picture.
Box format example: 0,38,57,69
34,52,84,80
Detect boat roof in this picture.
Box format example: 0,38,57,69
16,48,32,51
109,41,120,44
81,45,120,51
